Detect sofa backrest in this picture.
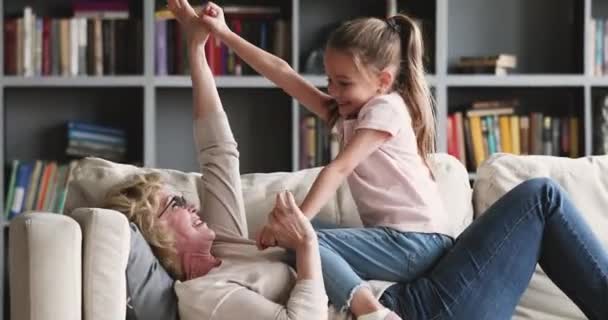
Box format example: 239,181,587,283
241,153,474,239
474,153,608,320
67,153,474,241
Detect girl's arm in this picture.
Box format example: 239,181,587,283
200,2,334,122
299,129,391,219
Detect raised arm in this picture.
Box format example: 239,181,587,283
200,2,334,122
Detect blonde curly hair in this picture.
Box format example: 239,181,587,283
104,172,184,280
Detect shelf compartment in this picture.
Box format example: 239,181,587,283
448,86,585,171
4,87,144,164
448,0,584,74
298,0,436,74
155,88,292,174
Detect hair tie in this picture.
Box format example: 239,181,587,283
386,18,401,34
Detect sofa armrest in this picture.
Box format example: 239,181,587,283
69,208,130,320
9,212,82,320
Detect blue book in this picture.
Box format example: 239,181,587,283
68,129,127,145
9,162,33,219
485,116,496,155
67,121,125,137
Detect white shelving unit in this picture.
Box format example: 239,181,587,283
0,0,605,214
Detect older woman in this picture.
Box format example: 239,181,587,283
103,1,328,319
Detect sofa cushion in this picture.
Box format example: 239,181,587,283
473,153,608,320
70,208,131,320
65,157,203,216
125,222,178,320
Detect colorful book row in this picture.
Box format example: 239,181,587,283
154,5,289,76
4,160,77,219
448,111,580,170
4,6,142,76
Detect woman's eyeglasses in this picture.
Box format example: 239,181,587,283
158,195,188,218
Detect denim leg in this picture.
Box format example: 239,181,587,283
380,178,608,320
317,227,450,310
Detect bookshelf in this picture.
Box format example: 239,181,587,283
1,0,606,215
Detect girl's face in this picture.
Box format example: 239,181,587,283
157,190,215,254
324,48,383,118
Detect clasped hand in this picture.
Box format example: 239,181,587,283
256,191,316,251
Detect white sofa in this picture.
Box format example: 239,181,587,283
7,153,608,320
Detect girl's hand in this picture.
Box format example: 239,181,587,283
199,2,231,37
167,0,209,45
269,191,317,250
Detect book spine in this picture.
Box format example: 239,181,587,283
9,163,32,219
155,19,167,75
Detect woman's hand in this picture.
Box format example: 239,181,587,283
268,191,317,251
167,0,209,45
199,2,231,37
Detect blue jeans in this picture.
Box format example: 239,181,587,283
314,223,452,310
379,178,608,320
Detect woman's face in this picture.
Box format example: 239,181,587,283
157,190,215,254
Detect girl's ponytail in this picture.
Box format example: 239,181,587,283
388,15,436,177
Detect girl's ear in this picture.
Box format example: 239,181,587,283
378,69,394,93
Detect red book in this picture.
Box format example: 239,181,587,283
42,18,52,75
231,18,243,75
447,115,458,158
205,33,217,74
4,19,17,75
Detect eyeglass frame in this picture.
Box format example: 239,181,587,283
158,194,188,218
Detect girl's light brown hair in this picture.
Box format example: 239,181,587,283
326,14,436,174
104,172,184,279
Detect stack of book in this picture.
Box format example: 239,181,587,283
4,160,77,219
300,115,339,169
3,1,142,76
66,121,127,162
453,54,517,75
154,5,289,76
447,99,580,170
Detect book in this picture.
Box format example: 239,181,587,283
466,107,514,117
510,115,521,155
454,112,466,164
458,54,517,68
471,99,519,110
499,115,512,154
520,116,530,155
4,160,20,217
35,162,56,211
24,160,43,212
468,116,484,168
9,162,33,219
570,117,579,157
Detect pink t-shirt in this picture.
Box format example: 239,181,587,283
336,92,452,237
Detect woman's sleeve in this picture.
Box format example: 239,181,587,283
212,280,328,320
193,112,249,239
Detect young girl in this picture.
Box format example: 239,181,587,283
198,2,450,320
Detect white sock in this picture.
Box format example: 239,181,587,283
358,308,391,320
